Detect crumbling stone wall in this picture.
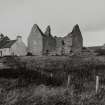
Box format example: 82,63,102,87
63,33,73,55
55,37,64,55
43,26,56,55
43,36,56,55
55,24,83,55
28,24,83,56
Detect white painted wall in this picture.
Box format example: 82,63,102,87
0,48,11,56
11,40,27,56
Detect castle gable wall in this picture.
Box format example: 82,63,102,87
72,32,83,53
28,24,43,55
71,25,83,53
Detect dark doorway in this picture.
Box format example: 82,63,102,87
0,51,2,56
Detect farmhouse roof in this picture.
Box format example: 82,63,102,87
0,34,17,49
1,40,17,48
0,36,10,48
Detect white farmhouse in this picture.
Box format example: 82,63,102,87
0,34,26,56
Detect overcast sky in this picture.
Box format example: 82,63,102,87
0,0,105,46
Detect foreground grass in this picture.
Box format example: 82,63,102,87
0,78,105,105
0,55,105,105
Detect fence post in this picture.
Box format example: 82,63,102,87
96,75,99,93
67,74,71,89
50,73,53,78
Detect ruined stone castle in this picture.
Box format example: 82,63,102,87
28,24,83,55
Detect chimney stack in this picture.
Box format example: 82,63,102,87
16,35,22,41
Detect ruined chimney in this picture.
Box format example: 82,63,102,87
45,25,51,36
16,35,22,41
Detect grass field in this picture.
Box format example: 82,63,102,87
0,78,105,105
0,55,105,105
